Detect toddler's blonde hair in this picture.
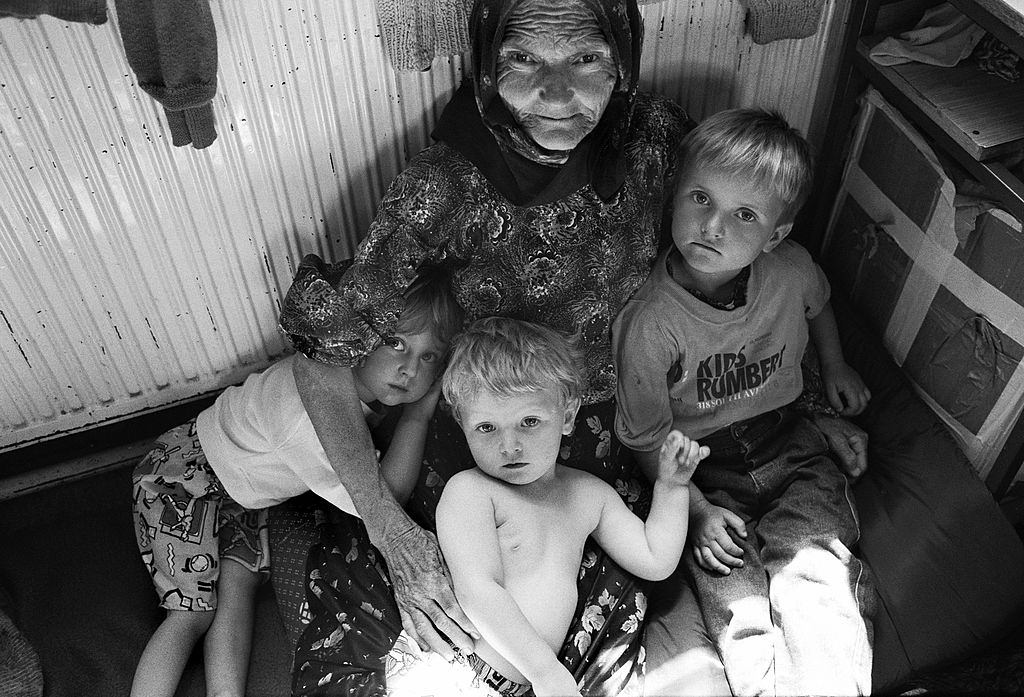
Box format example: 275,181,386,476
442,317,583,422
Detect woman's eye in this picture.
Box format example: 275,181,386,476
504,50,533,64
522,417,540,428
579,53,599,64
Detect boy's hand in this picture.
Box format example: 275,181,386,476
689,499,747,575
658,430,709,486
812,414,869,481
821,361,871,416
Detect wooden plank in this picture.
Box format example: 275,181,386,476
858,41,1024,160
949,0,1024,57
0,439,149,501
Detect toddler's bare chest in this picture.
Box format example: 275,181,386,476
493,498,590,576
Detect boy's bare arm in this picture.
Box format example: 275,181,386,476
596,432,704,580
292,355,477,659
436,475,580,697
808,302,871,416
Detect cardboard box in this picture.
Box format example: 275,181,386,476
824,88,1024,480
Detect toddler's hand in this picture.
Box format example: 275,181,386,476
822,361,871,416
657,430,709,487
689,500,747,575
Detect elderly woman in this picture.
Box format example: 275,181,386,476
270,0,864,694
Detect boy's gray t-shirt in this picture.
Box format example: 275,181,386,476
613,240,829,450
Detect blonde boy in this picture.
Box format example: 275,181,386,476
613,108,874,696
425,317,703,697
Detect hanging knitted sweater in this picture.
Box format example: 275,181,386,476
113,0,217,148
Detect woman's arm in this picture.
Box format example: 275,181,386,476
292,355,477,658
282,152,477,657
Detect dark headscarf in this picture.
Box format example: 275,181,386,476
432,0,644,205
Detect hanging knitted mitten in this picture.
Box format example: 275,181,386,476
432,0,471,59
742,0,827,44
114,0,218,148
377,0,435,71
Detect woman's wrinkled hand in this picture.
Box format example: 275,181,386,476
383,524,480,661
689,498,747,575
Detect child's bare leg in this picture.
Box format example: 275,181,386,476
130,610,214,697
204,558,261,697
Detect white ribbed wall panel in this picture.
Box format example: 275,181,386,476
641,0,844,138
0,0,849,452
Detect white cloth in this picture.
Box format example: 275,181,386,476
197,354,381,516
869,2,986,68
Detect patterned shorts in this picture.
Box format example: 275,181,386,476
132,418,270,612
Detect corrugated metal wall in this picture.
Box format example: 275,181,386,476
0,0,848,452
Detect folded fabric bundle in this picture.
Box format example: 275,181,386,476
870,2,986,67
0,0,106,24
974,33,1020,82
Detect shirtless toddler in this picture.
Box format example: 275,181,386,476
428,317,705,697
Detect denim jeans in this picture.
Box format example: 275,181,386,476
685,407,874,696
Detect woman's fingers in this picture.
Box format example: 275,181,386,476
425,594,478,656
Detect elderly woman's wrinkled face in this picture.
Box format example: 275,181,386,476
496,0,617,152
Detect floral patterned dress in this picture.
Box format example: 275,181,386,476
273,91,691,697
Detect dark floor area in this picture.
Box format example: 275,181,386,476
0,465,291,697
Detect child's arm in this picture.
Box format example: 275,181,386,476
593,432,706,580
378,381,440,504
808,302,871,416
436,473,580,697
633,446,748,575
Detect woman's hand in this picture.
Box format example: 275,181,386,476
689,495,747,575
384,525,481,660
